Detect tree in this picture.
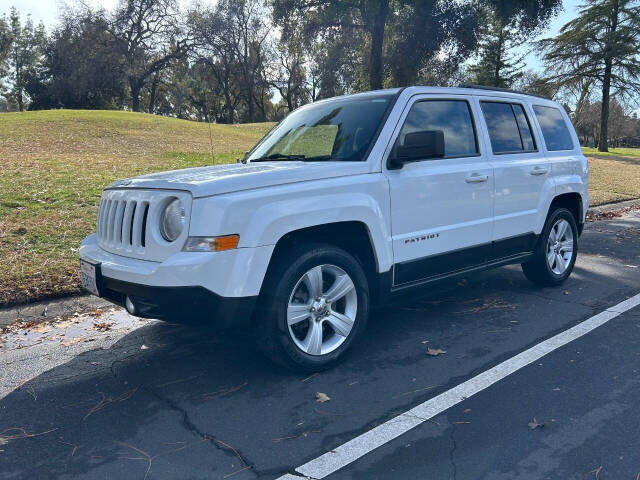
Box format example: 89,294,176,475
223,0,270,122
274,0,559,92
385,1,478,87
268,19,309,112
0,15,10,72
468,12,524,88
27,9,127,110
469,0,562,88
541,0,640,151
191,1,272,123
110,0,193,112
191,5,244,123
4,8,45,111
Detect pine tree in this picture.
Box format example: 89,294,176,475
468,12,524,88
541,0,640,151
5,8,45,111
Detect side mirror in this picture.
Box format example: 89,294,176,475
388,130,445,169
237,151,249,164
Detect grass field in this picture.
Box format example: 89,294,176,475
0,110,639,306
0,110,273,305
584,147,640,205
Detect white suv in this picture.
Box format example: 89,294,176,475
79,86,589,371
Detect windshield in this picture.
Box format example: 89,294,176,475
247,94,394,162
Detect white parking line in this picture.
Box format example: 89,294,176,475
276,292,640,480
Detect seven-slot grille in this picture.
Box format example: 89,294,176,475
97,197,150,251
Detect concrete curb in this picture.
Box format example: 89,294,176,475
0,294,112,329
587,198,640,215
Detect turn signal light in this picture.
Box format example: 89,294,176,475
184,235,239,252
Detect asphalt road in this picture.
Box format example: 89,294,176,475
1,210,640,480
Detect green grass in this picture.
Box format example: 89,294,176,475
0,112,638,306
582,147,640,205
0,110,273,305
582,147,640,158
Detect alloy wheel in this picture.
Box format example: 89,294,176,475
287,264,358,356
546,218,574,275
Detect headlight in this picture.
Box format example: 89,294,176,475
160,198,185,242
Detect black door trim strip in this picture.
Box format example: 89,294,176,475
393,232,538,286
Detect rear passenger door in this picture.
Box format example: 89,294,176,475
386,95,494,286
477,98,554,259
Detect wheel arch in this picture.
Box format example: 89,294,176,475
261,221,383,301
549,192,584,234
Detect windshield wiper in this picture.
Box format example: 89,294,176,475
250,153,307,162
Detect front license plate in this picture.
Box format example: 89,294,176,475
80,260,99,296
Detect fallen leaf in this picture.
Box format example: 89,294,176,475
93,309,103,316
528,418,544,430
590,466,603,480
427,348,447,356
62,337,83,346
93,322,112,332
316,392,330,403
31,324,51,333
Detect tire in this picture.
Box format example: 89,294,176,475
255,243,369,372
521,207,578,287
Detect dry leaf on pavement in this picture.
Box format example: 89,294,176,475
528,418,544,430
316,392,330,403
427,348,447,356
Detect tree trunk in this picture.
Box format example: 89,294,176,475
130,78,142,113
598,64,611,152
16,91,24,112
148,74,160,114
367,0,389,91
599,0,620,152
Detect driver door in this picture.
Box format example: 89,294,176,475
385,95,494,286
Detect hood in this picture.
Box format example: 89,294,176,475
106,161,369,198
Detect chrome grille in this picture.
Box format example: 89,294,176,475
95,189,192,261
97,198,149,250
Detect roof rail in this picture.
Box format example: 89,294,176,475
457,84,550,100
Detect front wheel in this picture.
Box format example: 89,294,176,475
522,207,578,286
256,244,369,371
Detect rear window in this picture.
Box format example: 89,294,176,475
480,102,537,154
533,105,574,151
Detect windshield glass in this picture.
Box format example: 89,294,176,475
247,94,394,162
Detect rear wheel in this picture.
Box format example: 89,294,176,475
522,208,578,286
256,244,369,371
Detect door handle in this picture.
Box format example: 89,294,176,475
465,173,489,183
530,166,549,176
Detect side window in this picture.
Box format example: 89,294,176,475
398,100,478,158
480,101,537,154
533,105,574,151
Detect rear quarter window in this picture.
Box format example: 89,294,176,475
480,101,537,154
533,105,574,151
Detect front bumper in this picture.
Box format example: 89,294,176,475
99,276,256,326
79,234,271,325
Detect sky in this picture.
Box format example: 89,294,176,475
2,0,582,73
